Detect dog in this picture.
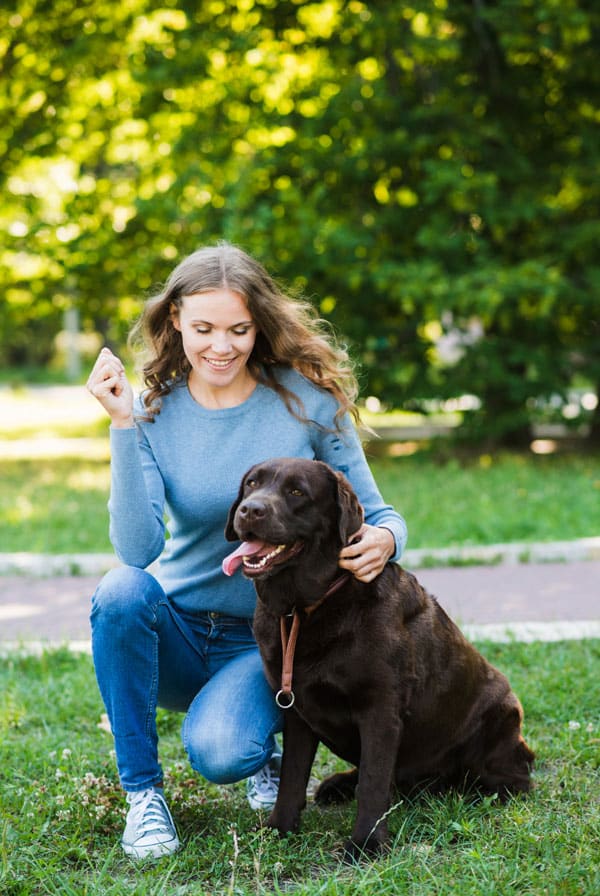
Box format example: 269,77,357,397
222,457,534,860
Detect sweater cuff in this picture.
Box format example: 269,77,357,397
378,521,407,563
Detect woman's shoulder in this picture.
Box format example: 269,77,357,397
273,365,327,397
271,365,341,418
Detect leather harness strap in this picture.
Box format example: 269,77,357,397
276,573,351,709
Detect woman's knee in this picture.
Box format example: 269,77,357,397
91,566,164,625
183,715,274,785
181,640,282,784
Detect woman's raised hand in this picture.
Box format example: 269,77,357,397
86,347,135,427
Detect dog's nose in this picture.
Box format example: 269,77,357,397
237,499,267,521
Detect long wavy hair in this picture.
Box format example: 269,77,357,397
129,241,360,427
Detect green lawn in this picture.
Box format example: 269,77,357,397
1,450,599,554
1,641,598,895
371,450,600,549
2,384,599,554
2,389,599,894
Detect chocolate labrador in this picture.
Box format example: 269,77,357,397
223,458,534,860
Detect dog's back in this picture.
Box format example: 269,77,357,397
377,565,534,794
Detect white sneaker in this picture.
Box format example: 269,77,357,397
122,787,180,859
246,752,281,811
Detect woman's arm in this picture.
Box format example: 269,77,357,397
107,426,167,568
311,410,408,583
87,348,166,567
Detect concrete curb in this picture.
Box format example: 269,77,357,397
403,536,600,568
1,536,599,577
0,552,119,577
2,619,599,657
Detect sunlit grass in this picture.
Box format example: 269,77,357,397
1,458,111,552
2,385,599,555
1,641,598,895
372,450,600,548
2,450,599,556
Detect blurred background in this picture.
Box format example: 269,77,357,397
1,0,599,447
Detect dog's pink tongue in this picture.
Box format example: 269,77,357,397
222,541,265,576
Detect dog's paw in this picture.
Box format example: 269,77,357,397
342,834,388,864
266,810,301,837
315,769,358,805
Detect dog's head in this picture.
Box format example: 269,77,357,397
222,457,363,579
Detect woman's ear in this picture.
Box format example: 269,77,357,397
169,303,181,331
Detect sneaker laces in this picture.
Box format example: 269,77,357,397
127,788,173,837
255,757,280,791
247,753,281,809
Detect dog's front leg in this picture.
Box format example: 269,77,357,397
267,710,319,837
346,713,403,861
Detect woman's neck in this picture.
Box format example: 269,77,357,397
186,370,258,409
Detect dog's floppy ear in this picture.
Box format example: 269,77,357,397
225,468,252,542
333,470,364,544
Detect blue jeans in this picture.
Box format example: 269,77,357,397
90,566,282,792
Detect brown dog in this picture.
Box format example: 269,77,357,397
223,458,534,860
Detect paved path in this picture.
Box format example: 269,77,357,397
1,560,598,647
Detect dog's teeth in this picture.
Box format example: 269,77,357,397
243,544,286,568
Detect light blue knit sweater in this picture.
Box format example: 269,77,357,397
108,367,407,617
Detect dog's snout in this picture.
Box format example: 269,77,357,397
237,498,267,522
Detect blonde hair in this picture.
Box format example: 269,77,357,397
129,242,360,427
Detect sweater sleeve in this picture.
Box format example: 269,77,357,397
310,404,408,562
107,424,166,568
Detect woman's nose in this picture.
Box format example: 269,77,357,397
210,332,231,353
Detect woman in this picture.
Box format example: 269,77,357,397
86,241,407,859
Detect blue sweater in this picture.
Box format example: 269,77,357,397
108,367,407,618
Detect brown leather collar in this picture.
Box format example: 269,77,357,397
275,573,351,709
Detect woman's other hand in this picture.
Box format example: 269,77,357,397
338,524,395,583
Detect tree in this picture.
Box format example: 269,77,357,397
1,0,598,444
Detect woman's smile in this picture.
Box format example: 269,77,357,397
203,356,237,369
171,288,258,408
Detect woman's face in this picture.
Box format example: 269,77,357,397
172,289,258,397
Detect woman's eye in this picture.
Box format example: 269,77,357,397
232,327,251,336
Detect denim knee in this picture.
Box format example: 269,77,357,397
91,566,163,634
183,714,273,785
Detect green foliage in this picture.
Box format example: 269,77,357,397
1,1,599,442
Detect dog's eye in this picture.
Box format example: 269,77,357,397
290,488,304,497
246,479,258,489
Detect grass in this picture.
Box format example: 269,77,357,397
1,640,599,895
2,383,599,555
371,451,600,549
1,459,111,553
2,386,599,893
1,451,599,555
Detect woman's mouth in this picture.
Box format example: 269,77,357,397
203,357,237,371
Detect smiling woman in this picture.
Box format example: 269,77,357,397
83,240,407,860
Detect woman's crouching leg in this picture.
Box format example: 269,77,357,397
90,566,167,791
182,648,282,785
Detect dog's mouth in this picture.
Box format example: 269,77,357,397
222,540,303,578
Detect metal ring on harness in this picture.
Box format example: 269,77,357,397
275,689,295,709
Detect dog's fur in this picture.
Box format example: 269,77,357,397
225,458,534,860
